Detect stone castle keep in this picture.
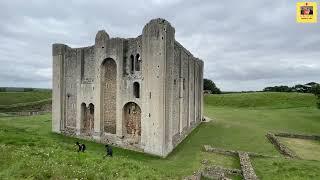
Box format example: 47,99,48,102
52,18,204,157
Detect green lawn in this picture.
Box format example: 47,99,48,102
279,137,320,161
0,91,52,112
205,92,317,109
0,92,320,179
0,91,51,105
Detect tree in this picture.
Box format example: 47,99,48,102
263,82,319,93
311,84,320,109
263,86,292,92
203,78,221,94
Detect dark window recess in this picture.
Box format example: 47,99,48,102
135,54,141,71
174,79,176,85
123,56,127,75
89,103,94,114
133,82,140,98
149,92,151,99
130,55,134,72
183,78,186,90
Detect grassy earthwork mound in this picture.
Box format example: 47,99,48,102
0,91,52,112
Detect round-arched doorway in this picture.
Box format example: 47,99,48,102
123,102,141,144
101,58,117,134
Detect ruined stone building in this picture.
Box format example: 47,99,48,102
52,18,204,157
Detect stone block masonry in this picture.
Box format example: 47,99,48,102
266,132,320,159
202,145,261,180
239,152,259,180
275,132,320,141
266,133,299,159
52,18,204,157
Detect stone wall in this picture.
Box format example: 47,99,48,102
203,145,275,158
64,47,78,128
82,46,95,83
181,49,190,131
123,102,141,144
266,133,299,158
171,44,181,137
202,166,242,179
188,55,194,126
172,120,201,148
202,145,261,180
275,132,320,141
239,152,259,180
102,59,117,134
6,111,50,116
53,18,203,157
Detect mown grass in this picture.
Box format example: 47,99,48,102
0,114,236,179
0,91,51,105
279,137,320,161
0,91,52,112
0,92,319,179
205,92,317,109
205,92,320,179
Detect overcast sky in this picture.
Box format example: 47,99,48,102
0,0,319,91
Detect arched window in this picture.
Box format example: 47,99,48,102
135,54,141,71
89,103,94,115
130,55,134,72
81,103,87,131
133,82,140,98
101,58,117,134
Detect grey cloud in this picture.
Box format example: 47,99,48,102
0,0,319,91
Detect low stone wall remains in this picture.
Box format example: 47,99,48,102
203,166,242,178
203,145,238,156
5,111,50,116
265,133,299,158
275,132,320,141
203,145,275,158
239,152,259,180
183,171,202,180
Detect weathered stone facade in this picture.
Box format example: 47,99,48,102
52,18,204,157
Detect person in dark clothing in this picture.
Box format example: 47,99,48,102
309,9,313,15
105,144,113,157
76,142,86,152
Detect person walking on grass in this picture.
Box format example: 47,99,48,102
76,142,86,152
105,144,113,157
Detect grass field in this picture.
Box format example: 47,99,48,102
0,91,51,105
0,92,320,179
279,137,320,161
0,91,52,112
205,92,317,109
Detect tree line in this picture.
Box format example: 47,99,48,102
263,82,319,93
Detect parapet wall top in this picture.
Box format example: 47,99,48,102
142,18,175,34
95,30,110,46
